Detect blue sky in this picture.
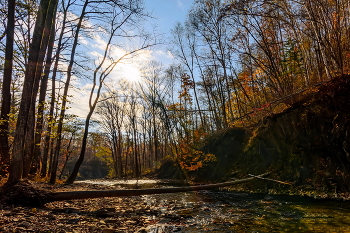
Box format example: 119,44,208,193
144,0,193,35
143,0,194,65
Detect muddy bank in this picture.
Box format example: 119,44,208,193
159,75,350,197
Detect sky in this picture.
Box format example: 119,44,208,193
143,0,194,64
66,0,194,118
144,0,193,35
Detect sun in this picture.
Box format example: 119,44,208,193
125,65,142,83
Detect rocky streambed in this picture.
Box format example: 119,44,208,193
1,179,350,232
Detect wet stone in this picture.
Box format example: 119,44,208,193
104,219,119,223
95,209,115,217
102,228,115,233
67,218,79,224
51,208,65,213
18,221,31,227
65,207,81,214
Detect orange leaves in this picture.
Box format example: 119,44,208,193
177,129,217,171
166,103,184,111
181,73,195,89
179,73,194,103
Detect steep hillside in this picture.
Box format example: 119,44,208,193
177,75,350,195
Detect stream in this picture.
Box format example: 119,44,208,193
77,179,350,232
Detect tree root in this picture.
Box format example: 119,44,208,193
0,180,52,206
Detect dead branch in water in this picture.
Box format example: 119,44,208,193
49,172,271,202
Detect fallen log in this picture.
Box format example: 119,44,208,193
48,172,272,202
0,172,272,206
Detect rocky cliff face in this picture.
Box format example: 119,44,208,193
197,75,350,194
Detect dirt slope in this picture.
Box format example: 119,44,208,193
190,75,350,195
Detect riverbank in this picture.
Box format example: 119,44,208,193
2,179,350,232
0,181,163,232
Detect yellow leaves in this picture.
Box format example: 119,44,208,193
203,153,217,162
179,151,217,171
177,128,217,171
179,73,194,104
166,103,183,111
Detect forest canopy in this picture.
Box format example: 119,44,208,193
0,0,349,184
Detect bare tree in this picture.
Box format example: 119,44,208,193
7,0,58,184
0,0,15,175
65,0,155,184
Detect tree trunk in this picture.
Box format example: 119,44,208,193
7,0,57,184
58,134,74,180
117,129,123,177
0,0,15,176
22,0,58,178
42,0,71,178
49,0,89,184
31,8,57,176
65,113,92,184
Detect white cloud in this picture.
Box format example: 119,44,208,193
66,83,99,118
133,49,153,62
155,50,165,55
79,36,88,45
110,46,128,59
91,34,108,51
89,51,103,59
166,50,174,59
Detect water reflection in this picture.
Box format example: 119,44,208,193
78,179,350,232
76,179,187,189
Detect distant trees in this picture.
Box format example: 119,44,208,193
167,0,350,130
0,0,155,184
65,0,155,184
95,0,350,176
2,0,350,183
97,95,127,177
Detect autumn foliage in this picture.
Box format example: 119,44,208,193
177,129,216,171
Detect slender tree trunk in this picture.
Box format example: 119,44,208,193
125,135,130,177
65,109,92,184
117,129,123,177
22,0,58,178
41,1,70,177
0,0,15,176
111,135,118,177
152,107,158,163
7,0,56,184
65,44,111,183
42,0,71,178
58,134,74,180
49,0,89,184
132,117,140,177
31,7,57,176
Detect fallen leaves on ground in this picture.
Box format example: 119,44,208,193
0,182,187,233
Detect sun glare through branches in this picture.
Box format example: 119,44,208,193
125,65,142,83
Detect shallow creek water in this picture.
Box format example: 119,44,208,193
78,179,350,232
